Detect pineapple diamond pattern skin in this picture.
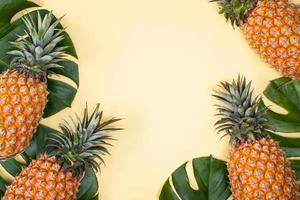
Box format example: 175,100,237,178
3,155,80,200
2,104,118,200
214,76,300,199
0,70,47,158
242,0,300,79
228,138,300,200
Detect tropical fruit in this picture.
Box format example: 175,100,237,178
0,12,68,158
212,0,300,79
213,76,299,199
3,104,120,200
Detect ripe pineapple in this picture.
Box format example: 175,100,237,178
0,12,68,158
212,0,300,79
3,104,120,200
213,76,299,199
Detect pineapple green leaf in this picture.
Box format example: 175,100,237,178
0,123,100,199
159,156,231,200
0,8,79,118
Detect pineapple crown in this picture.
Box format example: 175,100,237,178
213,75,271,145
8,11,67,80
47,104,121,179
210,0,259,27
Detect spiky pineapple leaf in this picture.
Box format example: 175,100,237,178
159,156,231,200
0,124,100,199
24,123,101,200
0,7,79,117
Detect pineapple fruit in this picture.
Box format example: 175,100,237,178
3,104,120,200
213,76,299,199
212,0,300,79
0,12,68,158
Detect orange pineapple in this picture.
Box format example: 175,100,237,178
3,104,120,200
212,0,300,79
0,12,69,158
213,76,299,199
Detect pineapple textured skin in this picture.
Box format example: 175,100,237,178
242,0,300,79
3,155,79,200
228,138,299,200
0,70,47,158
213,76,300,199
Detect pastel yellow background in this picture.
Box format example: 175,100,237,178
28,0,286,199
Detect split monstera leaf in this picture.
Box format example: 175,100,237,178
160,77,300,200
0,0,98,199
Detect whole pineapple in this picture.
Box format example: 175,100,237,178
3,104,120,200
0,12,68,158
212,0,300,79
213,76,299,199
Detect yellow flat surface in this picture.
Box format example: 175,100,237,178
30,0,292,199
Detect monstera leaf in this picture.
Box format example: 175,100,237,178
0,1,98,199
159,156,231,200
260,77,300,132
259,77,300,157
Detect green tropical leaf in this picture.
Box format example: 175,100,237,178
260,77,300,132
159,156,231,200
268,132,300,157
52,60,79,87
291,160,300,180
25,124,59,159
0,0,38,27
0,176,8,198
77,168,99,200
0,159,24,177
44,79,77,117
91,194,99,200
259,77,300,157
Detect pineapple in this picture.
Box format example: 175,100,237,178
212,0,300,79
213,76,299,199
0,12,68,158
3,104,120,200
